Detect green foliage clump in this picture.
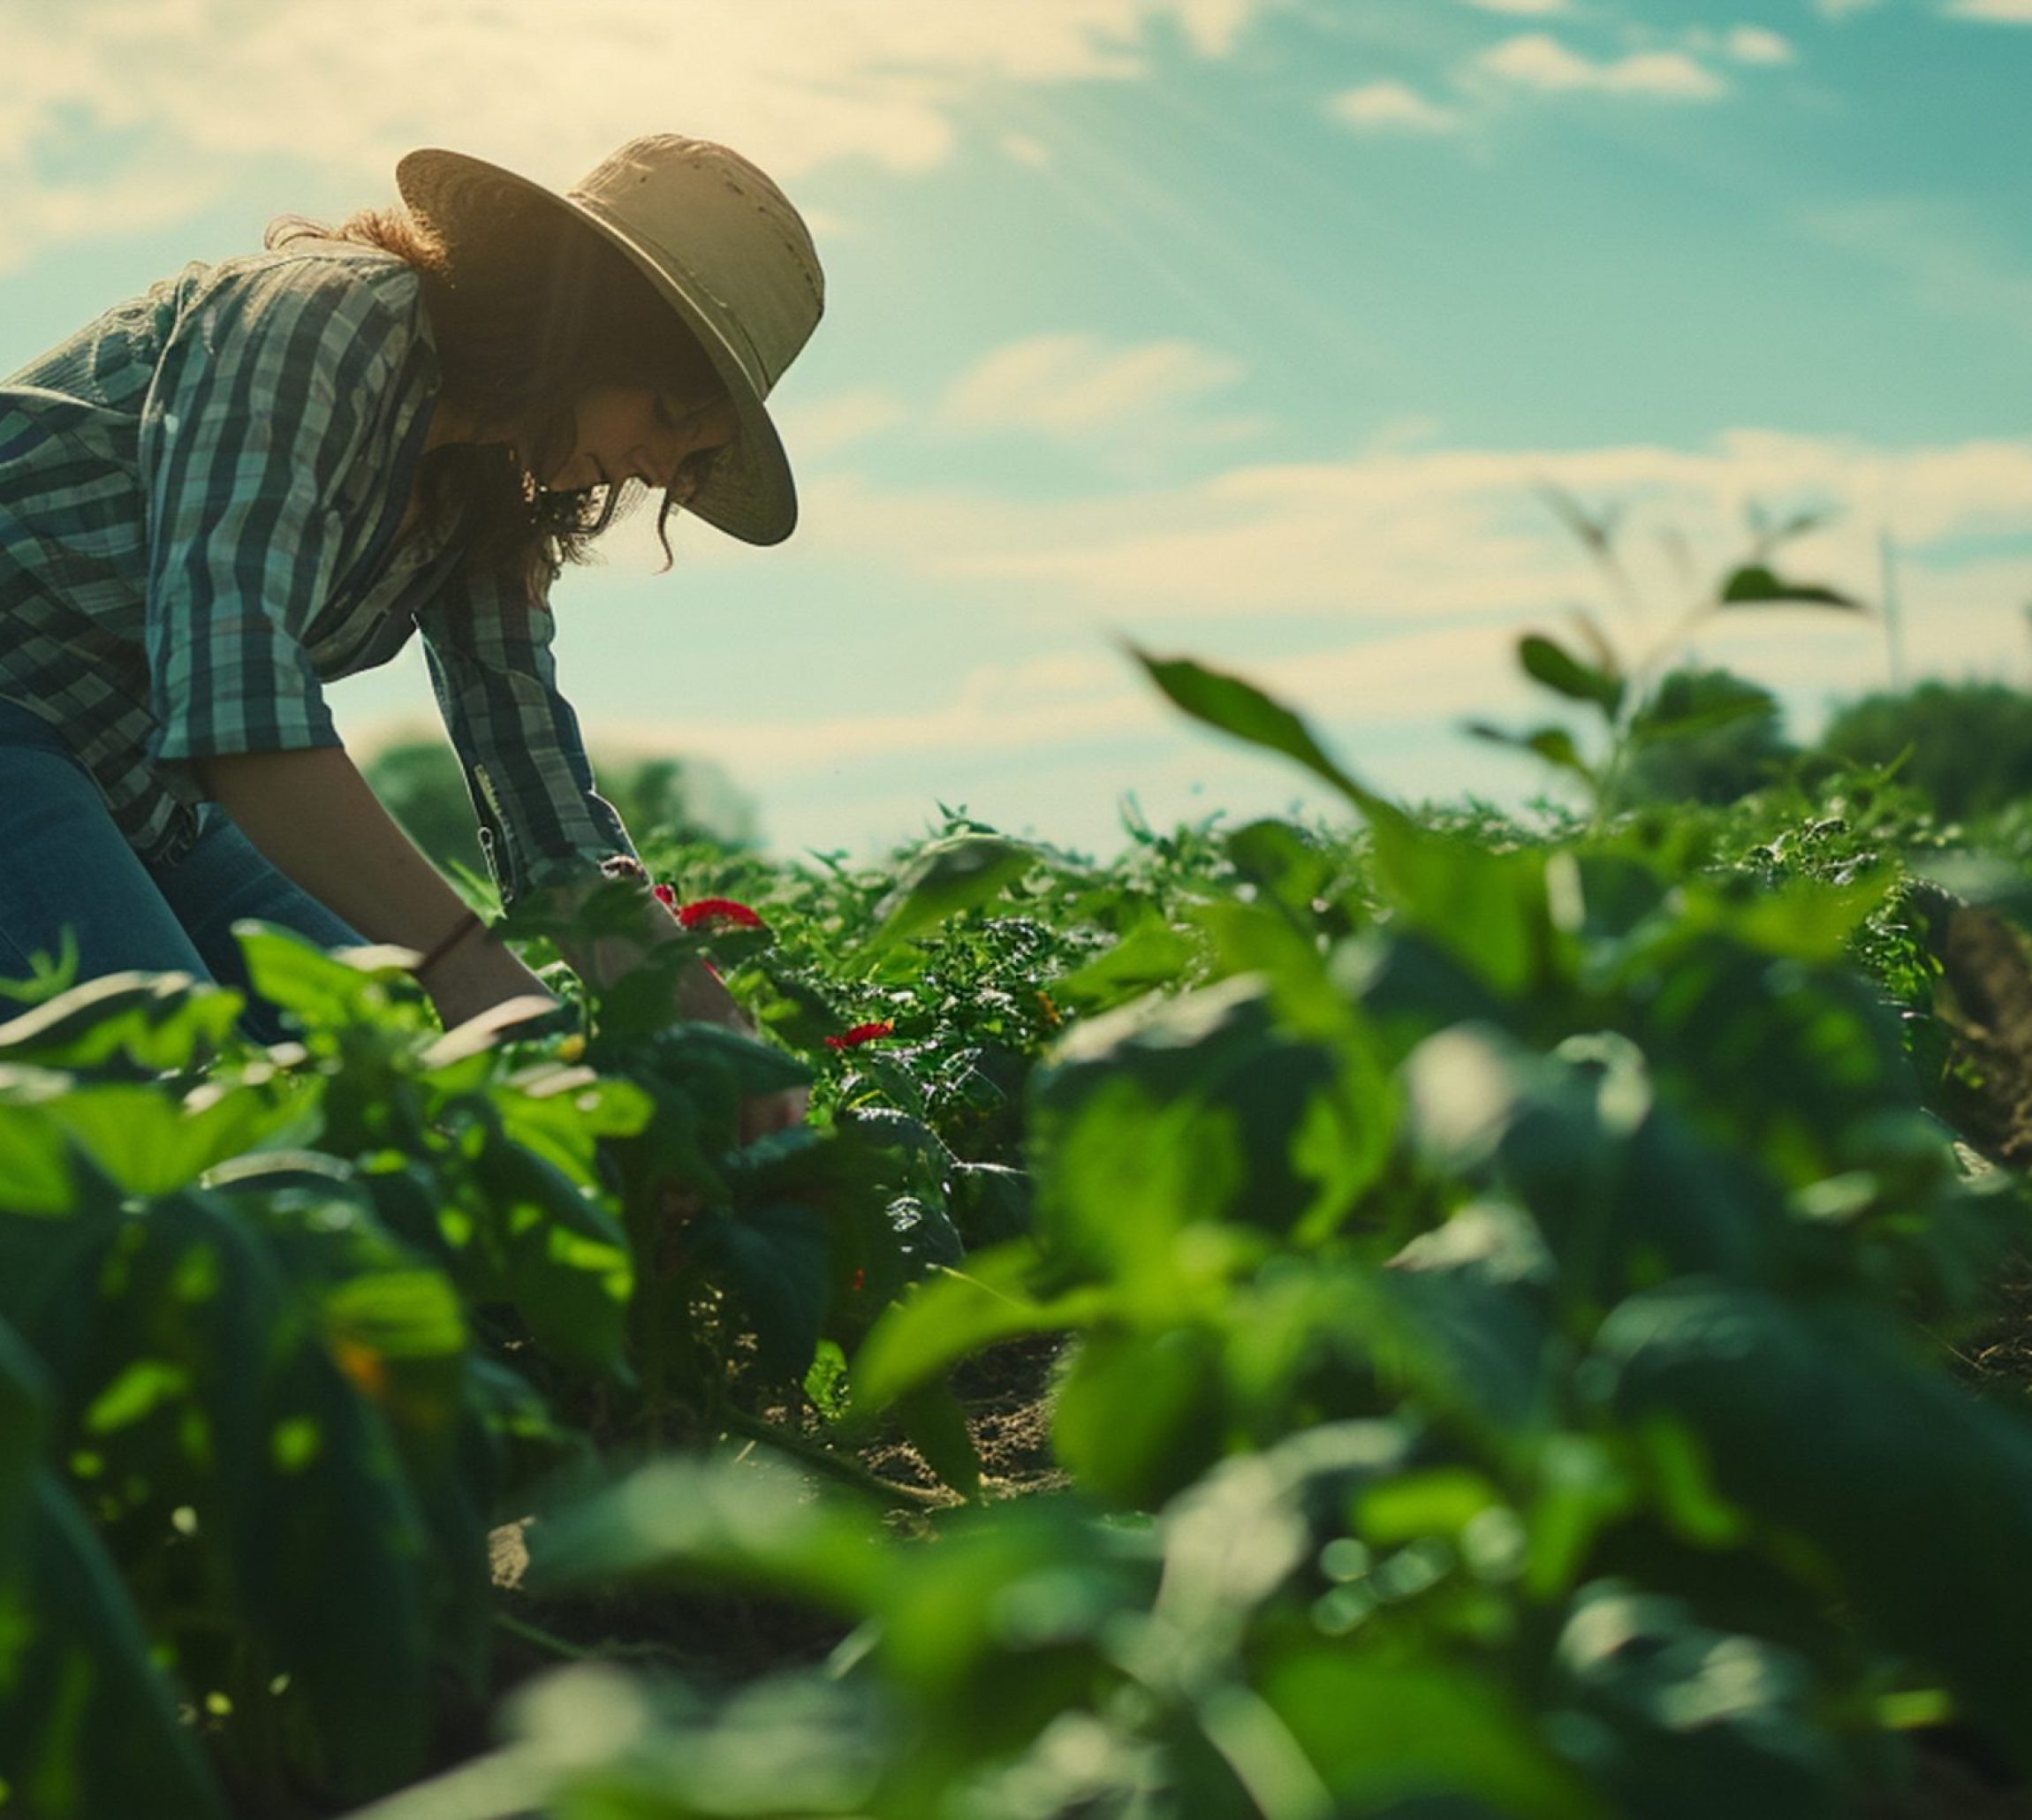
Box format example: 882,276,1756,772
7,627,2032,1820
1612,666,1794,808
1816,679,2032,822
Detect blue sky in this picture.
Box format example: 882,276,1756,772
4,0,2030,859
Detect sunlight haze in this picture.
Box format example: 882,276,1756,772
5,0,2028,858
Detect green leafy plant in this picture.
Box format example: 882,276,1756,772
1470,495,1866,816
8,625,2032,1820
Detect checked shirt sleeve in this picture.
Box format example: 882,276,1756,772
415,569,641,908
139,258,407,780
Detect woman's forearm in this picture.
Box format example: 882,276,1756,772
197,747,731,1032
194,746,548,1013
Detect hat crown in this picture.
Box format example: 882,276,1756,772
393,133,822,543
567,134,823,397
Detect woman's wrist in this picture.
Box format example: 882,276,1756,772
415,906,489,979
420,921,555,1025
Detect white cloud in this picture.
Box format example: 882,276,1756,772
1945,0,2032,19
0,0,1285,268
938,332,1258,446
578,428,2032,848
1476,34,1729,99
368,425,2032,856
0,166,228,276
774,389,908,464
1816,0,1884,13
684,428,2032,643
1330,81,1461,133
1724,26,1797,63
1460,0,1574,14
590,652,1157,783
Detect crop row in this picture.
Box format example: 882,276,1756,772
2,651,2028,1818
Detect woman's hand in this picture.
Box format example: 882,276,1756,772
671,955,809,1142
547,873,808,1143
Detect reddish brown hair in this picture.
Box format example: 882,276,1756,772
266,192,728,598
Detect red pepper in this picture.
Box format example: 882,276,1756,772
654,888,765,931
825,1020,895,1050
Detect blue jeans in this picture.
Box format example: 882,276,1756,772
0,697,367,1046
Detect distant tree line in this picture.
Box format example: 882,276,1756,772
363,734,760,883
368,670,2032,879
1604,671,2032,819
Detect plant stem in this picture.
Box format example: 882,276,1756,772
717,1407,952,1510
493,1611,595,1660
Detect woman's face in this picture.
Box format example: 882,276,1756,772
541,384,739,501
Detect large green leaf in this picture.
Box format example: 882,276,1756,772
234,922,427,1035
687,1200,831,1380
1048,918,1201,1016
1600,1285,2032,1765
470,1136,633,1375
527,1450,890,1611
1548,1583,1850,1820
1520,633,1626,718
0,1475,229,1820
1051,1324,1227,1508
488,1068,655,1184
1262,1647,1604,1820
1347,839,1573,1005
0,1075,79,1216
1401,1026,1771,1303
1612,928,1921,1188
850,1245,1107,1417
1032,977,1364,1259
891,1381,984,1500
1223,819,1345,928
1367,1202,1564,1455
1132,648,1400,827
0,971,242,1073
34,1079,309,1197
0,1184,477,1807
241,1344,437,1802
1718,565,1864,611
0,1318,223,1818
859,833,1042,958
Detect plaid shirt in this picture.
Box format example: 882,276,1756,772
0,240,639,907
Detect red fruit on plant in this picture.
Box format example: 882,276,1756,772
825,1020,895,1050
671,895,765,930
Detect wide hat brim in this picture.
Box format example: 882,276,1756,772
396,147,799,546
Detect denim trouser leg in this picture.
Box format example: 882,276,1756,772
0,698,367,1044
150,805,370,1043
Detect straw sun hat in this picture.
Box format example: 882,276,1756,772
396,133,825,546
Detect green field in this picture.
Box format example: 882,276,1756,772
10,615,2032,1820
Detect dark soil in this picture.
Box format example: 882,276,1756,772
1937,906,2032,1170
1938,906,2032,1404
1871,907,2032,1818
481,1332,1065,1683
858,1333,1067,1500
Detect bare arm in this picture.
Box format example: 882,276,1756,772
196,747,552,1026
202,748,805,1134
197,747,751,1034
